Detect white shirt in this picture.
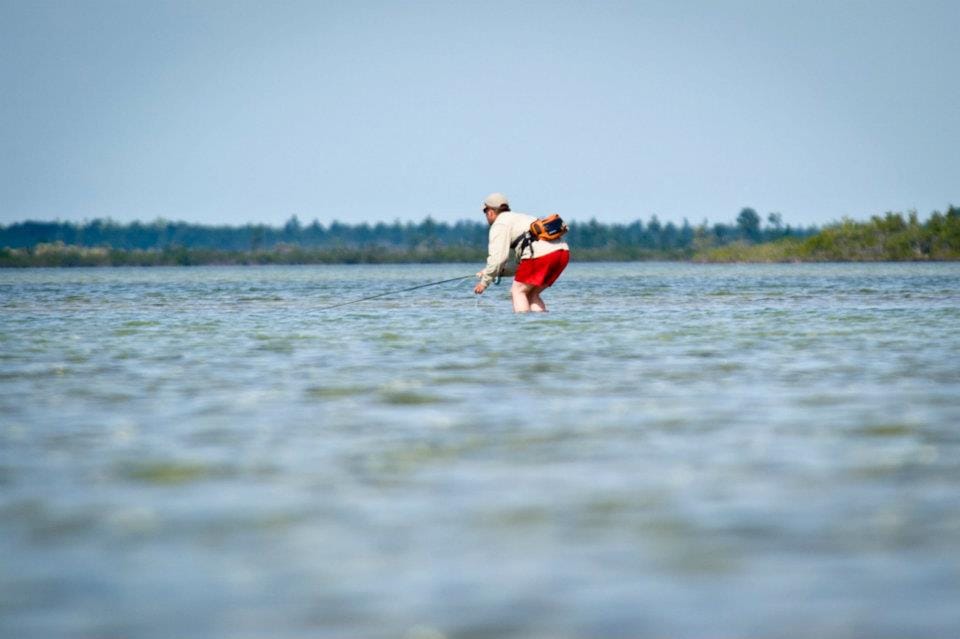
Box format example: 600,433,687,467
479,211,569,287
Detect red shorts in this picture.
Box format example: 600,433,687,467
514,249,569,288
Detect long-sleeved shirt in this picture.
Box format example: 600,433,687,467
478,211,570,286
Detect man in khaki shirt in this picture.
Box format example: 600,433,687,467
474,193,570,312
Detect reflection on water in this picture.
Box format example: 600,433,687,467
2,263,960,638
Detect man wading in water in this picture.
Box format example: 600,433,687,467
474,193,570,312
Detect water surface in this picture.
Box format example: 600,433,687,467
1,263,959,638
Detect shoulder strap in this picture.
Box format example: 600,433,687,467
510,231,534,261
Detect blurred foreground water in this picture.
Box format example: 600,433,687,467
1,262,959,638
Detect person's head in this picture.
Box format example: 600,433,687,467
482,193,510,225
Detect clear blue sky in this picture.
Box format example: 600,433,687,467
2,0,957,227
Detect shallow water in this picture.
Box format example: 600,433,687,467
1,262,959,638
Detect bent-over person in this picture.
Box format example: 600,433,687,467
474,193,570,313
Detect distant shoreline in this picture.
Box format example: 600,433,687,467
2,207,958,266
1,245,958,268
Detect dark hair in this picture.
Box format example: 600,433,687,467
497,204,511,213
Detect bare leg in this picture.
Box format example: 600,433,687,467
510,281,533,313
528,285,547,312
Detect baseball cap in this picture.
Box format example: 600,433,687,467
483,193,510,210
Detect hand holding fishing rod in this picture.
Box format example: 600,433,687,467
474,270,488,295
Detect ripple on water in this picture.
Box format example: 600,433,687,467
427,373,487,386
377,389,448,406
304,384,373,399
116,460,234,485
253,340,295,354
852,423,916,438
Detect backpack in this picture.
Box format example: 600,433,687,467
529,213,568,241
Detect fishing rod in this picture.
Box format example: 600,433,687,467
317,274,474,310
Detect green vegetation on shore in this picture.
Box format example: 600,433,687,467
1,207,956,266
699,207,960,262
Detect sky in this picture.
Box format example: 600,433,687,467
1,0,958,228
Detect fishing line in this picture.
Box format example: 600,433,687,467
317,274,473,310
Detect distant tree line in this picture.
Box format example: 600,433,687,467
0,244,488,268
0,216,486,252
0,208,814,255
6,207,956,266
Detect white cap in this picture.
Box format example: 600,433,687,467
483,192,510,210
